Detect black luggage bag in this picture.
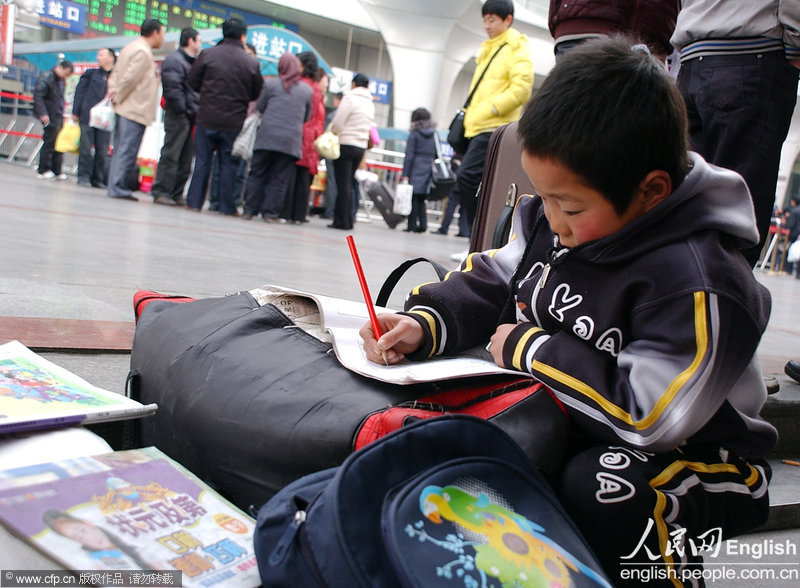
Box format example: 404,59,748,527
129,287,569,513
365,180,405,229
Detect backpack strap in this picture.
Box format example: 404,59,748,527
376,258,449,308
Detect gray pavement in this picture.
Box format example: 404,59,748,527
2,163,800,584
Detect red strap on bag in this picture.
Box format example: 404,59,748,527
133,290,195,322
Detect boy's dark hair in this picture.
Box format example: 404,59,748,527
57,60,73,72
352,73,369,88
140,19,163,37
222,18,246,39
482,0,514,20
334,92,343,101
296,51,319,80
517,37,689,214
104,48,117,63
179,27,198,48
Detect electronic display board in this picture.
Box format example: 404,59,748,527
70,0,296,38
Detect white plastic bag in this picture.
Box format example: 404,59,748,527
788,239,800,264
232,113,260,161
394,182,413,216
89,98,115,132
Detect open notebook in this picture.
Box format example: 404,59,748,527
249,286,530,385
0,341,157,434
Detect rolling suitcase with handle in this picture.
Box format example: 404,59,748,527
469,121,535,253
365,180,405,229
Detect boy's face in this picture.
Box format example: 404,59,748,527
483,14,513,39
521,153,651,248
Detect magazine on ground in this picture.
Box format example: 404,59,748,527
0,340,157,434
248,285,530,385
0,447,260,586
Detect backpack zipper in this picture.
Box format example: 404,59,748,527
267,509,327,586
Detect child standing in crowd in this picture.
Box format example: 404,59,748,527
361,38,774,586
401,107,437,233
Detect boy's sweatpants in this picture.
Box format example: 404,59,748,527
559,444,770,587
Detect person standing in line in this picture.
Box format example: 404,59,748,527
106,19,164,201
401,108,436,233
242,53,311,222
186,18,263,214
33,60,74,180
209,42,259,212
151,27,200,206
72,49,115,188
321,91,343,220
282,51,326,224
672,0,800,267
450,0,533,233
328,73,375,231
548,0,679,61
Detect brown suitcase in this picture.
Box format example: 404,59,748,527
468,121,535,253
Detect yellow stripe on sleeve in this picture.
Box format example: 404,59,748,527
408,309,438,358
530,291,711,431
512,327,543,371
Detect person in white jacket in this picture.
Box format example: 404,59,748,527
328,73,375,231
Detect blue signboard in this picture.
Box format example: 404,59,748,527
369,78,392,105
209,25,332,78
38,0,86,35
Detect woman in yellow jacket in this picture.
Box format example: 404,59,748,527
455,0,533,232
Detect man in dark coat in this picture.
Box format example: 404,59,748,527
33,60,74,180
151,27,201,205
186,18,263,214
72,49,116,188
548,0,679,60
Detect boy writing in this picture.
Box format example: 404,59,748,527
360,38,775,586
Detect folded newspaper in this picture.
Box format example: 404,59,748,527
249,285,529,385
0,341,156,434
0,447,260,586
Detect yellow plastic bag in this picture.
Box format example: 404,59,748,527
55,122,81,154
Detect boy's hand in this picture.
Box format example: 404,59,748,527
489,323,517,367
359,313,424,365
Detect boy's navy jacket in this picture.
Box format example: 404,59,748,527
402,152,777,458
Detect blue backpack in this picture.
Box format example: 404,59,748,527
254,415,611,588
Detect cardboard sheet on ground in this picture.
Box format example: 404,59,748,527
0,341,157,434
250,286,530,385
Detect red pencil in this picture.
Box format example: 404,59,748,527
346,235,383,341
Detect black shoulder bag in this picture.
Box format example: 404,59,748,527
446,42,508,155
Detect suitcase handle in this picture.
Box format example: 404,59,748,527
376,257,449,308
491,183,519,249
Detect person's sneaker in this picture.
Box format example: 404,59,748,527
765,375,780,395
55,174,68,181
785,361,800,385
37,171,55,180
449,250,468,264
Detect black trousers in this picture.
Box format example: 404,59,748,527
332,145,366,230
243,149,297,218
77,123,110,186
38,117,63,175
452,132,492,232
152,110,194,202
678,52,799,266
560,444,770,587
282,166,312,222
406,193,428,231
